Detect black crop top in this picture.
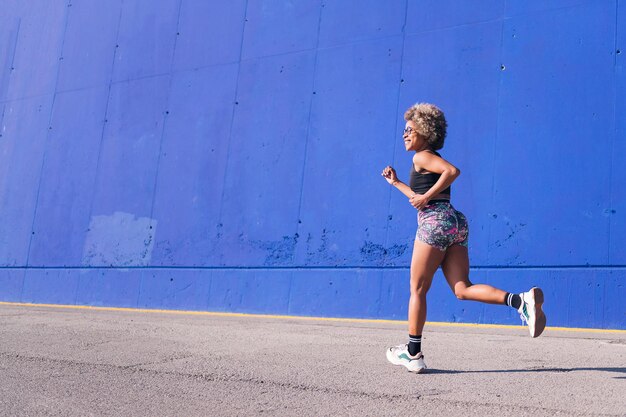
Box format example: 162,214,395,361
409,151,451,196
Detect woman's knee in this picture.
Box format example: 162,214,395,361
454,281,472,300
410,277,431,297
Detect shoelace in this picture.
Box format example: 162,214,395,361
519,312,528,324
389,344,409,355
518,294,528,325
392,344,423,359
519,301,529,325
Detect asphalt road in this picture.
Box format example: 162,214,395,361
0,303,624,416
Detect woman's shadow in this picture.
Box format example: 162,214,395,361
427,367,626,379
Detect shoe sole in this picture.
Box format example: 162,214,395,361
530,287,546,338
386,349,426,373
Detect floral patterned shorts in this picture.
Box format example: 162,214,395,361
416,201,469,251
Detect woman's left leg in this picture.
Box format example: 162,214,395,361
408,240,447,334
441,244,507,304
441,244,546,337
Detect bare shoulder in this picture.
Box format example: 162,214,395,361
412,150,438,170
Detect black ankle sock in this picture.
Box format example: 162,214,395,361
408,334,421,356
505,292,522,310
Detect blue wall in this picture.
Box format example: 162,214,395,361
0,0,624,329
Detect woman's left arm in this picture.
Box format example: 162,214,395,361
409,152,460,209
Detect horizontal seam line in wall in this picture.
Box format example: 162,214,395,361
403,2,594,37
0,92,54,105
241,32,405,61
0,32,413,105
502,2,595,19
404,16,508,36
1,265,625,270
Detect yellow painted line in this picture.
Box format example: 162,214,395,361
1,301,625,334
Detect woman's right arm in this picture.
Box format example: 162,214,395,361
381,166,415,198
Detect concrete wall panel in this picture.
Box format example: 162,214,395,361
0,96,54,265
172,0,247,71
22,269,79,304
208,269,292,315
56,0,121,92
288,269,383,318
1,0,67,101
610,1,625,264
138,269,211,311
219,51,316,267
75,269,142,308
318,0,405,48
0,269,25,302
29,87,109,266
241,0,322,60
0,7,21,102
295,37,403,267
89,76,169,219
493,2,616,265
112,0,180,82
84,76,170,266
151,64,238,266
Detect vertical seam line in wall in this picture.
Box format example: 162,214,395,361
205,269,213,311
382,0,409,269
0,103,6,141
292,0,324,267
0,103,9,145
24,2,73,275
216,0,250,266
81,0,125,281
289,0,325,313
285,270,293,315
141,0,185,307
602,273,607,325
72,267,81,306
1,18,21,101
608,0,619,264
565,272,571,326
488,4,508,265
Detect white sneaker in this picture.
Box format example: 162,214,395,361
386,344,427,373
518,287,546,338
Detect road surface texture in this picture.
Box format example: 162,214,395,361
0,303,624,416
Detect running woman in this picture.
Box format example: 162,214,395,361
381,103,546,374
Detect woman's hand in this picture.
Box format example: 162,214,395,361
381,166,398,185
409,193,430,209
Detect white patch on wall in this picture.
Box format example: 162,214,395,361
82,212,156,266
